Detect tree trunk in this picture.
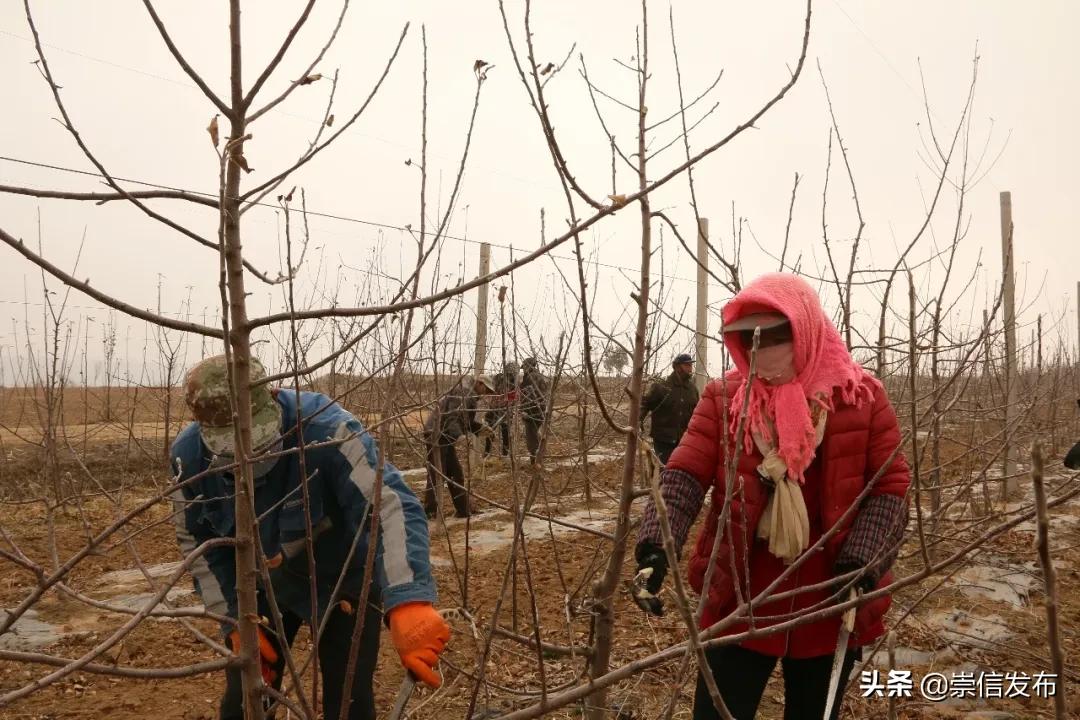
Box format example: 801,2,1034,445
224,2,264,717
1030,443,1069,719
579,390,590,505
929,301,942,545
586,25,652,716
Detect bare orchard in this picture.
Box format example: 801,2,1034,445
1,1,1079,719
2,364,1079,720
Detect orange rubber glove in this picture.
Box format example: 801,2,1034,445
228,626,280,686
388,602,450,688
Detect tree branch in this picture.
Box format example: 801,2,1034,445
247,0,353,122
241,0,318,109
0,184,218,207
22,1,281,285
0,226,223,338
498,0,606,211
0,650,238,679
240,23,410,201
140,0,231,117
252,2,813,333
0,538,234,705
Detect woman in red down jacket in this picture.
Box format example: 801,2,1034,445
634,273,910,720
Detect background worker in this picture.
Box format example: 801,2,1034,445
423,374,496,518
641,352,700,465
519,357,549,465
170,355,449,720
485,362,518,457
1065,399,1080,469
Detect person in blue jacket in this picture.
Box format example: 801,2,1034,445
171,355,448,720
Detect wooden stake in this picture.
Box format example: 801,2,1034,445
474,242,491,376
1037,313,1043,376
1000,191,1019,499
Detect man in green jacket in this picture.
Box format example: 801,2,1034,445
641,353,699,465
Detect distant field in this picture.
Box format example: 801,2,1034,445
0,372,626,447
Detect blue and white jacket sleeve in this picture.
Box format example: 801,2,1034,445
328,416,438,611
170,458,238,624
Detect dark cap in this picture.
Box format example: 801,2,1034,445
723,312,789,333
673,353,693,365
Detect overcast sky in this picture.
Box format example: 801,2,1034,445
1,1,1078,382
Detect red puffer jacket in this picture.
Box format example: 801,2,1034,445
668,375,910,658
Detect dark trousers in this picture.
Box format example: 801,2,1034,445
523,418,542,462
221,597,382,720
653,439,678,466
424,439,471,517
484,410,511,455
693,644,861,720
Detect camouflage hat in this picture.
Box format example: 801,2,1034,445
183,355,283,457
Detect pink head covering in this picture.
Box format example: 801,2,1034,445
722,273,878,483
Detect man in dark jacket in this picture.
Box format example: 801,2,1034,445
423,375,496,518
484,362,518,457
171,355,449,720
1065,399,1080,470
519,357,549,464
641,353,700,465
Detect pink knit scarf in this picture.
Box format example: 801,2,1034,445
722,273,879,483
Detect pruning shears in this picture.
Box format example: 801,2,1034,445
386,672,418,720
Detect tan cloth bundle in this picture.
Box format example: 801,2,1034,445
752,410,827,564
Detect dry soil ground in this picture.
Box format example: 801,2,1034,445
0,409,1078,719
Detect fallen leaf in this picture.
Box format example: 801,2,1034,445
608,193,628,208
540,62,555,76
298,73,323,85
473,59,489,72
207,115,219,148
232,152,252,173
325,114,335,127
